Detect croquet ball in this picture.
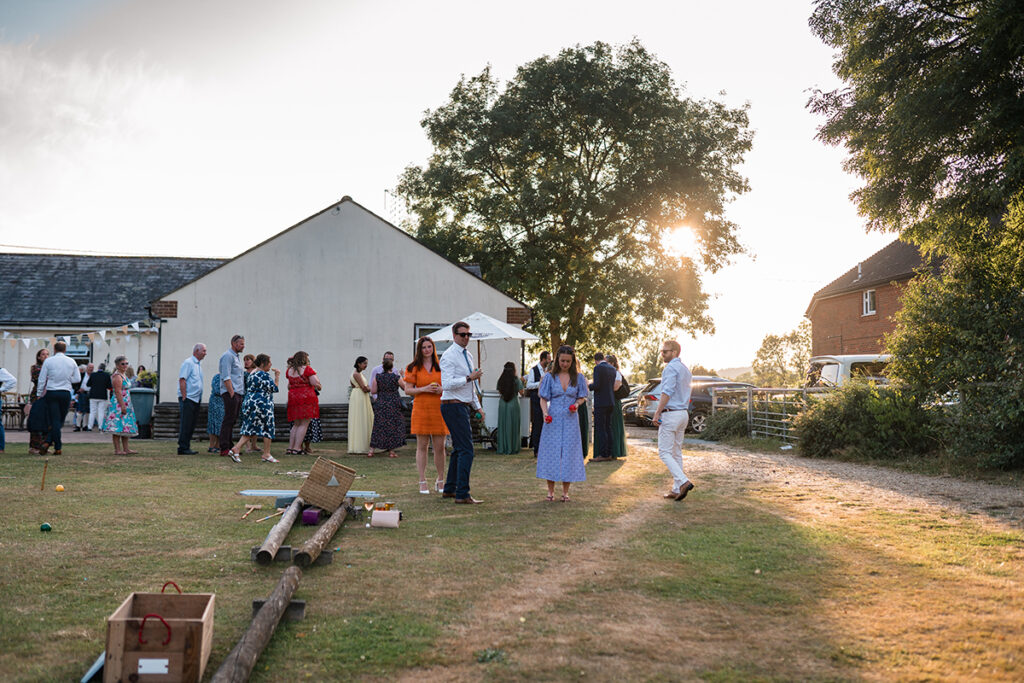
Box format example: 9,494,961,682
40,523,52,532
55,485,65,492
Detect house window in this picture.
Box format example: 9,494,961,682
862,290,877,316
413,323,452,357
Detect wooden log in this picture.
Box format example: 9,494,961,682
210,565,302,683
255,497,304,566
293,499,350,567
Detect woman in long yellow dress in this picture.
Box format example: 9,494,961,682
347,356,374,454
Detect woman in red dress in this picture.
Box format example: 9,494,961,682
404,336,447,493
285,351,321,454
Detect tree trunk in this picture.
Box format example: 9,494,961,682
210,565,302,683
256,497,304,565
293,501,350,567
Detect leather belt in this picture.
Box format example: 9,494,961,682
441,399,471,406
661,407,685,412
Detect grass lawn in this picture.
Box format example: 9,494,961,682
1,436,1022,681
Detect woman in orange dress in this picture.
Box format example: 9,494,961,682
404,336,448,494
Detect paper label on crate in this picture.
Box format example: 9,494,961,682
138,658,170,674
327,474,340,487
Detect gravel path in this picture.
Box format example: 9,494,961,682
627,424,1024,528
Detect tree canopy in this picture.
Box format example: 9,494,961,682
811,0,1024,467
397,40,751,353
750,320,811,388
809,0,1024,255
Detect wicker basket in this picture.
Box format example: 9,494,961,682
298,457,356,511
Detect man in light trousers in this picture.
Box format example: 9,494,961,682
652,339,695,501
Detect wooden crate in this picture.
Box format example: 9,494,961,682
297,457,356,511
104,591,215,683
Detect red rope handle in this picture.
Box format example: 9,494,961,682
138,613,172,646
161,581,182,594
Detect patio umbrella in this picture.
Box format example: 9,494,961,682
427,311,539,370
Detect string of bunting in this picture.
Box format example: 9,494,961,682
1,320,157,350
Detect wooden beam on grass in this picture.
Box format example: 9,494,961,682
293,498,351,567
210,566,302,683
255,497,303,566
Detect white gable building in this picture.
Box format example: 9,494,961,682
154,197,530,404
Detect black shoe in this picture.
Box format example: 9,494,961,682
73,427,81,432
82,428,91,432
178,449,199,455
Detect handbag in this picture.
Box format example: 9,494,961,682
614,378,631,400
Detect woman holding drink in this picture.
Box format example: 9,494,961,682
404,336,448,493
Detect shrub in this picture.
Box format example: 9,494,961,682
701,409,748,441
792,383,941,460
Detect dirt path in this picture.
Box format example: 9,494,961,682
400,432,1024,681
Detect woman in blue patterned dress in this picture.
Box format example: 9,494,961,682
537,345,588,502
103,356,139,455
226,354,280,463
206,373,224,453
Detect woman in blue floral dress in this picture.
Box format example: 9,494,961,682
206,373,224,453
537,345,588,502
103,356,139,455
226,354,280,463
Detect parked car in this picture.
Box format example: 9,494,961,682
620,384,646,425
805,354,891,387
635,375,750,434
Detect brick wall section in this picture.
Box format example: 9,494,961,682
810,281,907,355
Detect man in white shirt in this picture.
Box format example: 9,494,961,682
439,321,484,504
0,365,16,453
177,343,207,455
37,340,81,454
525,350,550,457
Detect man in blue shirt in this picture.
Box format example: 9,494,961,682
652,339,694,501
218,335,246,456
177,343,206,454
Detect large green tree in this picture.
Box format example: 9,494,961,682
809,0,1024,253
810,0,1024,466
397,40,751,353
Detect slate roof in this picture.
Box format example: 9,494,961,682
805,240,938,315
0,253,225,327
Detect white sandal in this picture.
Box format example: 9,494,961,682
229,451,241,463
435,478,444,493
419,480,430,494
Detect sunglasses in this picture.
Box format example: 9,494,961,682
455,332,471,338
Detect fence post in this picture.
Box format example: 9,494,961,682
746,387,753,436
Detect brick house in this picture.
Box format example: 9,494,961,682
805,240,935,356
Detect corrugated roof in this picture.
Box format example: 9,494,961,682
0,253,224,326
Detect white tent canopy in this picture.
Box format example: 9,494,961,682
426,312,539,343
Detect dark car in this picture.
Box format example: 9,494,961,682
635,376,752,434
620,384,646,425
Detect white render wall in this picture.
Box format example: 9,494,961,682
0,329,158,396
155,200,526,404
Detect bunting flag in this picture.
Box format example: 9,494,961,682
0,320,155,349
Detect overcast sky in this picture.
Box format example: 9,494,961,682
0,0,893,370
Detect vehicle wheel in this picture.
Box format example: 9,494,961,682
689,412,708,434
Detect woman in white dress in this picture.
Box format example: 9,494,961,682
347,356,374,454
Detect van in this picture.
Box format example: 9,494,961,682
805,354,891,387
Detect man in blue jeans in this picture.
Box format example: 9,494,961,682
439,321,485,504
36,340,81,455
